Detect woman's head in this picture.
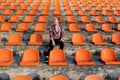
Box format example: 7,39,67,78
52,16,62,26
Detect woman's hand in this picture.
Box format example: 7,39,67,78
51,39,55,46
60,39,64,42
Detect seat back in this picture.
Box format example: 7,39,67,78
49,75,68,80
75,48,92,61
85,74,103,80
13,75,32,80
30,34,43,42
112,34,120,43
1,23,12,31
102,24,112,30
22,48,39,62
85,23,96,30
8,34,22,43
92,33,104,43
101,48,117,62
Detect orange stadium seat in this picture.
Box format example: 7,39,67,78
101,48,120,65
69,23,80,32
13,75,32,80
108,16,118,23
114,10,120,16
102,10,110,16
84,74,103,80
9,5,17,10
80,16,90,23
9,15,19,22
20,5,28,10
101,24,114,32
117,24,120,31
41,10,49,15
106,6,113,11
16,9,24,15
23,16,33,22
0,49,13,66
111,34,120,44
66,10,74,15
34,23,46,32
0,23,12,32
85,6,92,11
6,34,22,46
54,10,61,16
94,16,104,23
75,48,94,66
28,34,43,46
72,33,86,45
96,6,102,11
66,16,76,23
92,33,107,45
3,9,12,15
28,9,37,15
16,23,29,32
85,23,98,32
0,15,4,22
20,48,40,66
90,10,98,16
78,10,86,16
49,49,67,66
38,16,48,23
0,5,6,10
49,75,68,80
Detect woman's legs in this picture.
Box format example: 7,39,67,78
59,41,64,50
47,40,54,56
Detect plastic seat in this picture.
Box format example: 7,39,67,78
111,34,120,44
0,49,13,66
34,23,46,32
38,16,48,23
94,16,104,23
85,6,92,11
49,75,68,80
9,15,19,22
49,49,67,66
101,24,114,32
9,5,17,10
101,48,120,65
84,74,103,80
13,75,32,80
108,16,118,23
96,6,102,11
106,6,113,11
114,10,120,16
85,23,98,32
90,10,98,16
3,9,12,15
102,10,110,16
78,10,86,16
16,9,24,15
66,16,76,23
81,16,90,23
0,15,4,22
66,10,74,15
41,10,49,16
54,10,61,16
6,34,22,46
28,34,43,45
69,23,80,32
0,5,6,10
75,48,94,66
16,23,28,32
72,33,86,45
20,48,40,66
23,16,33,22
0,23,12,32
92,33,107,45
117,24,120,31
28,9,37,15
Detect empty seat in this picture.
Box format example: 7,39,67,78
117,24,120,31
114,10,120,16
0,5,6,10
75,48,94,66
3,9,12,15
94,16,104,23
34,23,46,32
16,23,29,32
41,10,49,15
0,49,13,66
23,16,33,22
0,23,12,32
108,16,118,23
81,16,90,23
66,16,76,23
49,49,67,66
72,33,86,45
28,34,43,45
101,24,114,32
69,23,80,32
111,34,120,44
38,16,48,23
54,10,61,16
49,75,68,80
9,15,19,22
20,48,40,66
101,48,120,65
96,6,102,11
16,9,24,15
0,15,4,22
28,9,37,15
84,74,103,80
90,10,98,16
6,34,22,46
92,33,107,45
102,10,110,16
66,10,74,15
78,10,86,16
13,75,32,80
85,23,98,32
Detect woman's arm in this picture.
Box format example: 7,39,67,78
60,26,64,42
49,26,55,46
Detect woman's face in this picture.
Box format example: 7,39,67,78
52,17,59,25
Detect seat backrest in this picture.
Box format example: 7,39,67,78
72,33,85,42
75,48,92,61
85,74,103,80
101,48,117,62
102,24,112,30
112,34,120,43
9,34,22,42
30,34,43,42
95,16,103,21
49,49,66,62
13,75,32,80
0,49,13,62
1,23,12,30
92,33,104,43
49,75,68,80
22,48,39,62
85,23,96,30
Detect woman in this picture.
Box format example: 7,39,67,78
47,16,64,56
